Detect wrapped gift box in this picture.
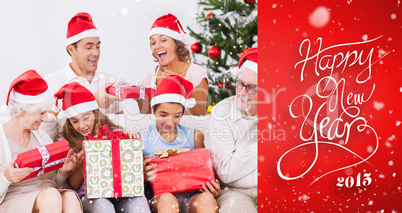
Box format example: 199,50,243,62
149,148,215,196
83,131,144,198
106,84,154,99
15,139,70,181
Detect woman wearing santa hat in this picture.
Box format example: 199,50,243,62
54,82,151,213
142,75,220,213
137,13,209,116
0,70,82,212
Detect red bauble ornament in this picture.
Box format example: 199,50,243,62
208,46,221,59
191,41,203,54
217,82,223,88
244,0,256,4
205,12,213,19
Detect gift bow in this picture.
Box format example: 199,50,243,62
114,81,146,99
154,148,191,158
15,146,66,176
89,125,128,140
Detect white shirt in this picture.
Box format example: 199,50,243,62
205,96,258,188
44,65,124,115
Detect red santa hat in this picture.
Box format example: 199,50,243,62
66,12,100,46
6,70,52,106
149,13,188,43
151,75,196,109
54,82,99,118
238,47,258,73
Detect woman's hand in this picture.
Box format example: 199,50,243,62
143,157,157,182
59,149,84,177
200,179,221,197
124,131,141,139
4,158,32,182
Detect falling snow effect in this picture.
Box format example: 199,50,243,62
309,6,330,28
373,101,385,111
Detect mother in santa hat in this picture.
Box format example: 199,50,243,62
137,13,209,116
0,70,82,213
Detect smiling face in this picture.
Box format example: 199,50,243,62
150,34,178,66
69,37,101,75
153,102,184,133
21,109,49,130
236,69,258,116
69,111,96,137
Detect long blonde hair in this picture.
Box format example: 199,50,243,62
56,109,122,152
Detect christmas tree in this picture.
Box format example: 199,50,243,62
188,0,258,108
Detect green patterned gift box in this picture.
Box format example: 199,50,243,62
83,138,144,198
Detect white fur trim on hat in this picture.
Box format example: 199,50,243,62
151,94,195,109
242,60,258,73
9,88,52,104
66,29,100,46
64,100,99,118
149,27,186,43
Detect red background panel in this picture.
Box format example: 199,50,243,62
258,0,401,211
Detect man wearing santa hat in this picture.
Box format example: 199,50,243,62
45,12,123,116
205,48,258,212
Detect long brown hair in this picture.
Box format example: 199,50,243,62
55,109,122,152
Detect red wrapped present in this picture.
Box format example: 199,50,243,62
15,139,70,181
106,82,154,99
149,148,215,196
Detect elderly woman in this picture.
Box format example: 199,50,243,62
0,70,82,213
137,13,209,116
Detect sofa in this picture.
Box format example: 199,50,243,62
39,113,211,141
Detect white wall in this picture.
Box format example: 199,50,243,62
0,0,201,114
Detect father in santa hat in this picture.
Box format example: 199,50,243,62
45,12,124,116
205,47,258,212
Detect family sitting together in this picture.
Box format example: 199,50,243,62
0,12,258,213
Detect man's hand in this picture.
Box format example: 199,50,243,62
94,83,124,109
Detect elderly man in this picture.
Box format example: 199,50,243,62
205,47,258,212
45,12,123,115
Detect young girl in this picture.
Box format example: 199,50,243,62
142,75,220,213
54,82,151,213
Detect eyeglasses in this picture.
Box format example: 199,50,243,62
235,78,258,95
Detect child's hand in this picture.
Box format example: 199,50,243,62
124,131,141,139
59,149,84,177
143,157,157,182
200,179,221,197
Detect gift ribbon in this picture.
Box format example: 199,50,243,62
15,146,66,176
154,148,191,158
90,125,128,197
114,82,146,99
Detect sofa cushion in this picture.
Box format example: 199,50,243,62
40,113,210,141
